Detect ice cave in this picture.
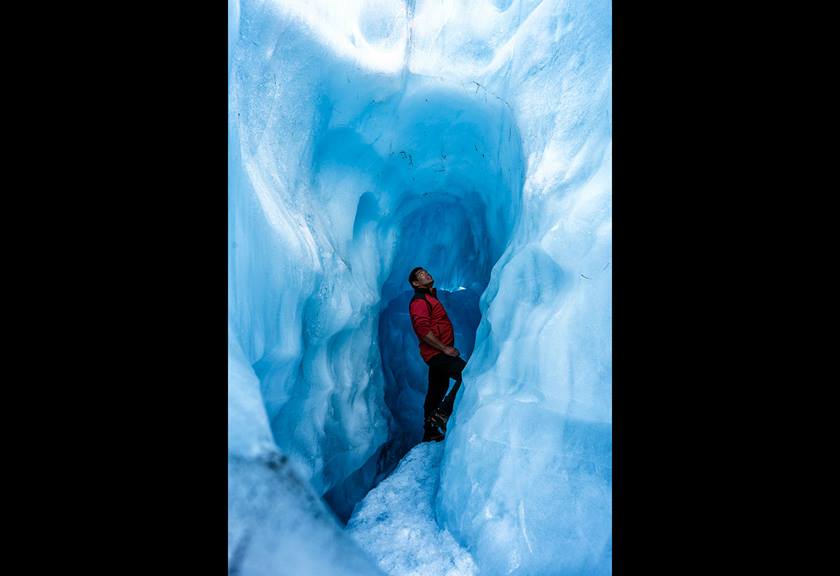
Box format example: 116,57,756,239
228,1,611,574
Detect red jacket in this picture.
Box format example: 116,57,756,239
409,287,455,362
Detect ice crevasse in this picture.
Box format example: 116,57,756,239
228,0,611,574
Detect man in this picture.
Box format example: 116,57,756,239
408,267,467,442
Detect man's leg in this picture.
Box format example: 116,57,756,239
433,356,467,427
425,355,451,418
423,355,451,440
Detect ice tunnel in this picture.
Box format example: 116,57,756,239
307,79,526,519
229,0,612,574
230,40,526,515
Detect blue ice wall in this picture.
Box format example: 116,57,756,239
229,0,611,574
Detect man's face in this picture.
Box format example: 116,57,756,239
414,269,434,287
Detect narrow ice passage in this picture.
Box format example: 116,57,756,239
347,443,477,576
229,0,612,574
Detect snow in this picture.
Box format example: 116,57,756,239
347,442,478,576
229,0,611,573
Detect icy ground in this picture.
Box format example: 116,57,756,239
347,442,478,576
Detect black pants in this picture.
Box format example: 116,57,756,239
424,353,467,421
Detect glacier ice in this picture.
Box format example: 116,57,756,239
229,0,611,574
228,452,385,576
347,442,478,576
228,326,385,575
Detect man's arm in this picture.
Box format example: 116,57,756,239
421,331,460,357
410,298,459,356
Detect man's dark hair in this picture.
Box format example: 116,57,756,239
408,266,424,286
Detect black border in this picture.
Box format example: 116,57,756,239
97,1,759,572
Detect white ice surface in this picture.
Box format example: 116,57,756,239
347,442,477,576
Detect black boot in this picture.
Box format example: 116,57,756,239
432,378,461,433
422,417,445,442
429,410,450,433
432,380,461,433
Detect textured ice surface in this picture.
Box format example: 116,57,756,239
228,324,384,575
229,0,611,573
347,442,477,576
229,453,384,576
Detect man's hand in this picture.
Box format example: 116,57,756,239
422,332,460,357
